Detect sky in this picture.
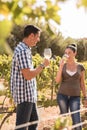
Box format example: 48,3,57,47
56,0,87,39
0,0,87,39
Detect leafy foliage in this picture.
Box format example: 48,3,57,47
0,54,87,102
0,54,60,103
0,0,87,56
6,24,24,50
0,54,87,129
0,0,61,23
77,0,87,8
0,55,12,82
0,0,61,55
7,24,87,61
53,117,71,130
77,39,87,61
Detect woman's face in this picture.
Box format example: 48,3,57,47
64,48,76,60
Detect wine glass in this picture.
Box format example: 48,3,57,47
62,54,69,62
44,48,52,59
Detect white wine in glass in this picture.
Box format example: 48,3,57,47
44,48,52,59
62,54,69,62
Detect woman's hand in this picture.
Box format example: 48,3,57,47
59,59,65,69
83,98,87,107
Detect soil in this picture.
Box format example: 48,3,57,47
1,96,87,130
0,96,60,130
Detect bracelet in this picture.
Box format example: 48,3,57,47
40,64,45,69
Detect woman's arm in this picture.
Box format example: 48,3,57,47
55,59,65,83
80,70,86,97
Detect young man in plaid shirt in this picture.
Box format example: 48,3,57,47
10,25,49,130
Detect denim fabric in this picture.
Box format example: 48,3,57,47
16,102,38,130
57,94,82,130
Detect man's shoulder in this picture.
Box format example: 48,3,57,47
14,42,31,58
15,42,28,53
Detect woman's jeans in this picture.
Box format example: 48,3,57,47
57,94,82,130
16,102,38,130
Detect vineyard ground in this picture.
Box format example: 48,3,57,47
0,96,60,130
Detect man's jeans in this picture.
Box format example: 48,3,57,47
16,102,38,130
57,94,82,130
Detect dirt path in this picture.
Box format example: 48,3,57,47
0,106,60,130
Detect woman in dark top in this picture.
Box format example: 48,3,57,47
56,44,86,130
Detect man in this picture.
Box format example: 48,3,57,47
10,25,49,130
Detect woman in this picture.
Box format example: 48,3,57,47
56,44,86,130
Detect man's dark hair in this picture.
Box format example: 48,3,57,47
23,25,41,37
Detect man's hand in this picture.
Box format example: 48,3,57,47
42,58,50,67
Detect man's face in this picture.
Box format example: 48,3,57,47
28,32,40,47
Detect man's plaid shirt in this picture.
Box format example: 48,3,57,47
10,42,37,104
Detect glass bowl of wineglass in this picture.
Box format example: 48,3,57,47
44,48,52,59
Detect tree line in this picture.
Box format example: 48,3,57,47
6,24,87,62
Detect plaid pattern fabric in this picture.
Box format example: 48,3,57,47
10,42,37,104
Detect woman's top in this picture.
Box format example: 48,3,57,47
66,70,77,76
58,63,85,96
